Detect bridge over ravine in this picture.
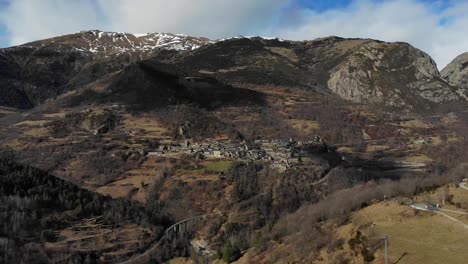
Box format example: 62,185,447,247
120,214,208,264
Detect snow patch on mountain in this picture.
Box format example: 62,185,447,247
74,30,212,56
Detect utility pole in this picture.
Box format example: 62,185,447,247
368,235,389,264
384,235,389,264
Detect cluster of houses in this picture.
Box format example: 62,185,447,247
147,136,326,171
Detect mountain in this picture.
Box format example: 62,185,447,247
0,31,465,111
441,52,468,99
0,30,210,108
173,36,463,111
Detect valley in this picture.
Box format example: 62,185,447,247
0,30,468,263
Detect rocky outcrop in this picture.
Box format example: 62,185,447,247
327,41,460,109
441,52,468,99
176,36,463,111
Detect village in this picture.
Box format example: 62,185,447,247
146,136,327,171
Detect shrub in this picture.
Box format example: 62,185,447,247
222,241,242,263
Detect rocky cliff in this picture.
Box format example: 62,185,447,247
174,36,463,111
441,52,468,100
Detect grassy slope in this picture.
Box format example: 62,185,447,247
317,184,468,264
241,185,468,264
354,201,468,264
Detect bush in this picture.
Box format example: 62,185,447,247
222,241,242,263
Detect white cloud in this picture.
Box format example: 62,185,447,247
0,0,106,45
97,0,289,38
273,0,468,69
0,0,289,44
1,0,468,69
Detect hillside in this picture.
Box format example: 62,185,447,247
0,30,209,108
0,149,167,264
245,180,468,264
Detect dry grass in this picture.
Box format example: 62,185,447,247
0,106,18,114
366,145,390,152
164,258,195,264
94,157,174,202
217,66,248,73
336,146,354,153
15,120,49,127
177,173,219,183
266,47,299,62
201,160,233,173
22,127,48,137
96,174,152,202
288,119,320,134
43,112,67,118
451,186,468,208
394,120,434,129
4,138,26,149
400,155,433,163
121,114,168,139
352,200,468,264
45,218,155,261
95,158,164,202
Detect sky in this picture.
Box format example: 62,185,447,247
0,0,467,68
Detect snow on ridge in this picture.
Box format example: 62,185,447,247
76,30,211,55
133,33,150,38
74,30,286,55
216,35,285,42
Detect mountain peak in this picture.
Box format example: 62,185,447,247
19,30,212,57
442,52,468,88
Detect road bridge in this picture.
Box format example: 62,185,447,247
120,214,208,264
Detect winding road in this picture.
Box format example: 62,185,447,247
439,208,468,215
434,211,468,229
411,204,468,229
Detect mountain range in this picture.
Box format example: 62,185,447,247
1,30,467,112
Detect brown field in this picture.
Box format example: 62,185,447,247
288,119,320,134
121,114,169,139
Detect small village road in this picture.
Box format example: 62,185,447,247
459,182,468,191
435,211,468,229
411,205,468,229
439,208,468,215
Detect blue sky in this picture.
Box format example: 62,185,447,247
0,0,8,47
297,0,353,10
0,0,467,67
